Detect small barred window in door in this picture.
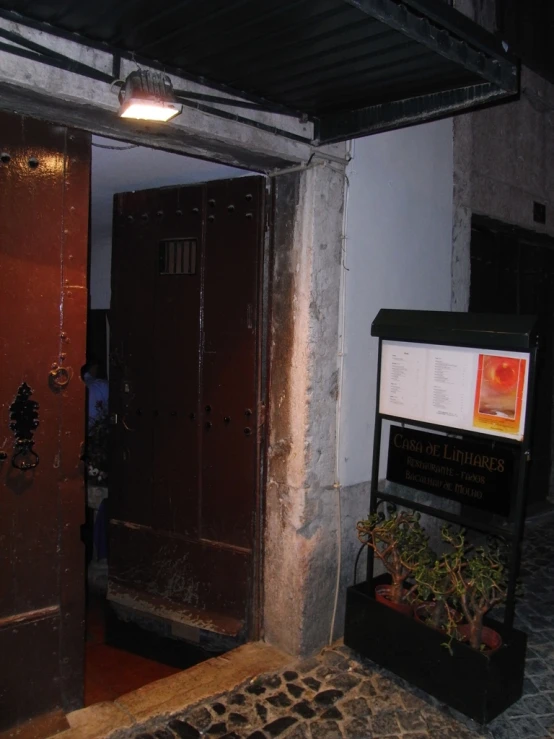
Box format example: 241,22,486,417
159,238,197,275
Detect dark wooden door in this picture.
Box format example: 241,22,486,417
470,219,554,505
0,113,90,730
109,176,265,637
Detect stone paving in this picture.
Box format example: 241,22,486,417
115,512,554,739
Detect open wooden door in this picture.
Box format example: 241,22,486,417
0,113,90,731
108,176,266,639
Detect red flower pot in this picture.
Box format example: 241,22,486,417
457,624,503,653
374,584,412,616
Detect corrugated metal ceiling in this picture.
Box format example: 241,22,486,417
0,0,519,142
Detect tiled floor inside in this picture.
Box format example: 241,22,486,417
111,510,554,739
85,596,181,706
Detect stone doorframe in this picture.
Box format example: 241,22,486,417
0,36,347,657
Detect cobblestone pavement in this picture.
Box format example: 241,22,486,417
117,513,554,739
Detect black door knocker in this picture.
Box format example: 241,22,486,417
9,382,40,470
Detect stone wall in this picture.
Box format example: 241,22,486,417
264,164,346,655
452,1,554,311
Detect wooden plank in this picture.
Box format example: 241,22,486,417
109,520,250,621
0,604,59,629
200,177,264,550
107,582,243,636
0,615,61,731
0,112,89,731
57,128,90,713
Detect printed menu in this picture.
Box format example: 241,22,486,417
379,341,529,440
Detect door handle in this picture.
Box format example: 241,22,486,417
12,444,39,470
49,365,72,391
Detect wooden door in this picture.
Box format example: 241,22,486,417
0,113,90,730
470,219,554,505
109,176,265,638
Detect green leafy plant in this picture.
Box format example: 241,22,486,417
441,527,508,650
412,552,458,631
357,508,433,605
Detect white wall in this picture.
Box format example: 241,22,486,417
90,136,247,309
338,120,454,488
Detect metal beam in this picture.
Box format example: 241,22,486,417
0,8,301,118
177,98,313,145
173,90,306,118
316,82,518,144
0,22,312,143
399,0,515,63
342,0,518,93
0,25,113,83
0,2,520,146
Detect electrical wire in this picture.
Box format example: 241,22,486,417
91,142,138,150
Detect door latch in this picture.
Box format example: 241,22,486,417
48,363,72,392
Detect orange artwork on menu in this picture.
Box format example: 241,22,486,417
473,355,527,435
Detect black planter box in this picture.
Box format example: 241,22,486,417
344,576,527,724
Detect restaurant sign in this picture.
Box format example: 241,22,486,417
387,425,515,516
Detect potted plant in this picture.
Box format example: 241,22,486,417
356,508,433,615
346,512,527,723
412,551,459,633
441,528,508,652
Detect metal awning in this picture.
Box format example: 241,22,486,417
0,0,519,144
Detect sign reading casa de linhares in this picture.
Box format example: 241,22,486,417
387,426,514,516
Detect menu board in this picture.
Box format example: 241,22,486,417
379,341,529,441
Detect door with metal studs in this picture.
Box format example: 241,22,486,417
0,111,90,731
108,176,266,638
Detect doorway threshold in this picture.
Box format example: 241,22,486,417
107,582,243,637
54,642,290,739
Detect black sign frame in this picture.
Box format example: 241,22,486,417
368,310,539,631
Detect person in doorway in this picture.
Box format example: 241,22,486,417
81,358,109,427
81,358,109,485
81,358,109,572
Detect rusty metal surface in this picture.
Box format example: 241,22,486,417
109,176,265,634
0,112,90,729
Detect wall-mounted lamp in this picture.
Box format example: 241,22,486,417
118,70,182,122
